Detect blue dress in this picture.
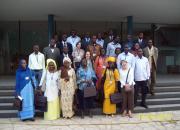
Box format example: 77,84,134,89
15,67,36,120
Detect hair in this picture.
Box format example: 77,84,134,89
76,41,81,47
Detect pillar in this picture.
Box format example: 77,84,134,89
48,14,54,42
127,16,133,35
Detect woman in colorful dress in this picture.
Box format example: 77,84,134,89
72,41,85,71
76,58,96,118
59,57,77,118
102,57,120,117
39,59,60,120
15,59,36,121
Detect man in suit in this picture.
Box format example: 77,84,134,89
135,32,146,49
104,29,115,50
43,38,60,68
57,33,73,55
81,32,91,51
59,46,73,67
143,39,158,95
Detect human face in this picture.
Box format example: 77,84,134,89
148,40,153,47
108,62,115,69
100,48,105,56
85,51,91,60
97,33,102,39
71,30,76,37
50,39,56,47
76,42,81,49
138,49,143,57
124,47,129,54
139,33,143,39
121,60,128,69
115,48,121,55
81,59,87,67
21,60,27,69
62,34,67,41
63,47,69,54
134,43,140,50
48,62,55,71
92,36,97,43
33,45,39,54
63,60,70,68
54,35,59,42
114,36,120,43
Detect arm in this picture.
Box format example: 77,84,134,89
106,44,110,56
72,69,77,90
146,59,150,80
116,54,121,70
28,55,31,69
42,54,45,70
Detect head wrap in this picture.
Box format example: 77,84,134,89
107,57,116,63
46,59,57,71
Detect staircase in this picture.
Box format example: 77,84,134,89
1,76,180,118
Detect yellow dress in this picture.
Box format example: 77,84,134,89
103,69,120,114
44,97,60,120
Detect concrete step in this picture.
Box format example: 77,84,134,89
147,92,180,99
155,86,180,93
0,96,14,103
0,110,18,118
0,90,15,96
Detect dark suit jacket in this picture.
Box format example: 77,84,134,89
59,54,74,67
56,41,73,55
134,38,147,48
43,46,60,68
81,38,91,51
104,36,114,49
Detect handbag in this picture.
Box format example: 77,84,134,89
110,92,122,104
83,83,97,98
13,97,22,111
124,68,133,92
35,92,47,112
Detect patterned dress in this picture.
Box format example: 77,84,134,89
60,68,77,118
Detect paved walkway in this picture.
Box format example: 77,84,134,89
1,111,180,130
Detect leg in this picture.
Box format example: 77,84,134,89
141,81,148,108
134,82,139,106
122,89,128,116
127,87,134,112
150,66,156,95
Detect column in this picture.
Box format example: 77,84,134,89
48,14,54,42
127,16,133,35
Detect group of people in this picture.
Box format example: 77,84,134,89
15,30,158,121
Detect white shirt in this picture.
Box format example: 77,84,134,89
134,56,150,81
39,70,60,101
28,52,45,70
67,36,81,50
117,52,135,70
96,39,104,47
106,42,121,57
119,68,135,88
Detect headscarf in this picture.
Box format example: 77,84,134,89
46,59,57,71
60,57,72,79
107,56,116,63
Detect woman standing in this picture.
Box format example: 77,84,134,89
59,57,77,118
77,58,96,118
119,60,135,118
103,57,120,117
15,59,36,121
94,48,107,90
85,51,94,70
39,59,60,120
72,42,85,71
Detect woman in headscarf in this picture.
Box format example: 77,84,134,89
76,58,96,118
102,57,120,117
59,57,77,118
15,59,36,121
39,59,60,120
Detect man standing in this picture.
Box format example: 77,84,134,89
134,48,150,108
116,44,135,70
143,39,158,95
59,46,73,67
106,35,121,57
104,29,115,49
28,44,45,86
87,35,102,60
135,32,146,48
57,33,73,55
96,33,104,47
43,38,60,68
81,32,91,51
67,30,81,51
